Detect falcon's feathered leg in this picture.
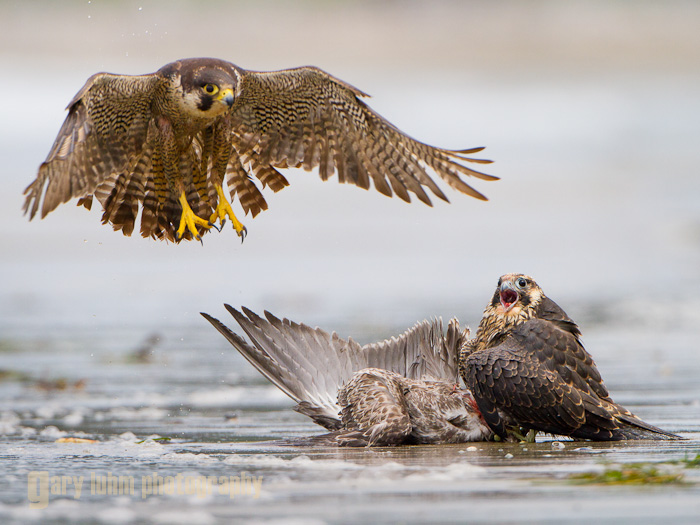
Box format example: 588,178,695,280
201,119,247,241
152,120,212,242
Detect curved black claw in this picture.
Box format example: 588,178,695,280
239,226,247,244
175,230,200,243
209,221,221,233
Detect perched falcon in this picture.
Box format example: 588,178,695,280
202,306,492,446
24,57,497,242
461,273,681,441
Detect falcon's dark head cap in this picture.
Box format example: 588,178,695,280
189,67,236,111
163,58,239,116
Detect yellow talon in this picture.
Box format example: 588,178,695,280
210,184,247,241
176,192,212,241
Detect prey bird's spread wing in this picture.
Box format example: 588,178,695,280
201,306,346,428
359,317,465,383
229,66,497,205
24,72,164,220
201,307,465,430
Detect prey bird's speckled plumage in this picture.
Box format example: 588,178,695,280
202,306,493,446
460,273,681,441
24,57,497,242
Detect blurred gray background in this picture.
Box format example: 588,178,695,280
1,0,699,338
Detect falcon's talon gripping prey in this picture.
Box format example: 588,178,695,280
23,57,497,243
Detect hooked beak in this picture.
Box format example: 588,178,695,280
499,281,519,312
217,88,234,107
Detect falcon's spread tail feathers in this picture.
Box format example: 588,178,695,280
201,306,468,430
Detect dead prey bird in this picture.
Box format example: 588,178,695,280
24,57,497,242
461,273,682,441
202,306,493,446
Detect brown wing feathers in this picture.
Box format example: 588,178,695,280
24,73,160,228
465,313,680,440
25,59,496,241
232,67,496,206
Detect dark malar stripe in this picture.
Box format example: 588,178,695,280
197,95,214,112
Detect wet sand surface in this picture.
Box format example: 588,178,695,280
1,1,700,523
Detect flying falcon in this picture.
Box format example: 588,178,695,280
461,273,681,441
202,306,493,446
23,57,497,242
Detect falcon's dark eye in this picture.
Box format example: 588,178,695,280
516,277,528,289
202,83,219,96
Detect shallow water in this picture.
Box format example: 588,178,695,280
1,306,700,524
2,2,700,523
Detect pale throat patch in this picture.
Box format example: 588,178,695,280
180,90,225,118
497,304,524,317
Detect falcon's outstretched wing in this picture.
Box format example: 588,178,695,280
229,66,497,205
24,73,164,221
25,58,498,243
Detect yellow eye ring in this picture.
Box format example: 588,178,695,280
203,83,219,96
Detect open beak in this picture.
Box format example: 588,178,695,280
499,281,519,312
